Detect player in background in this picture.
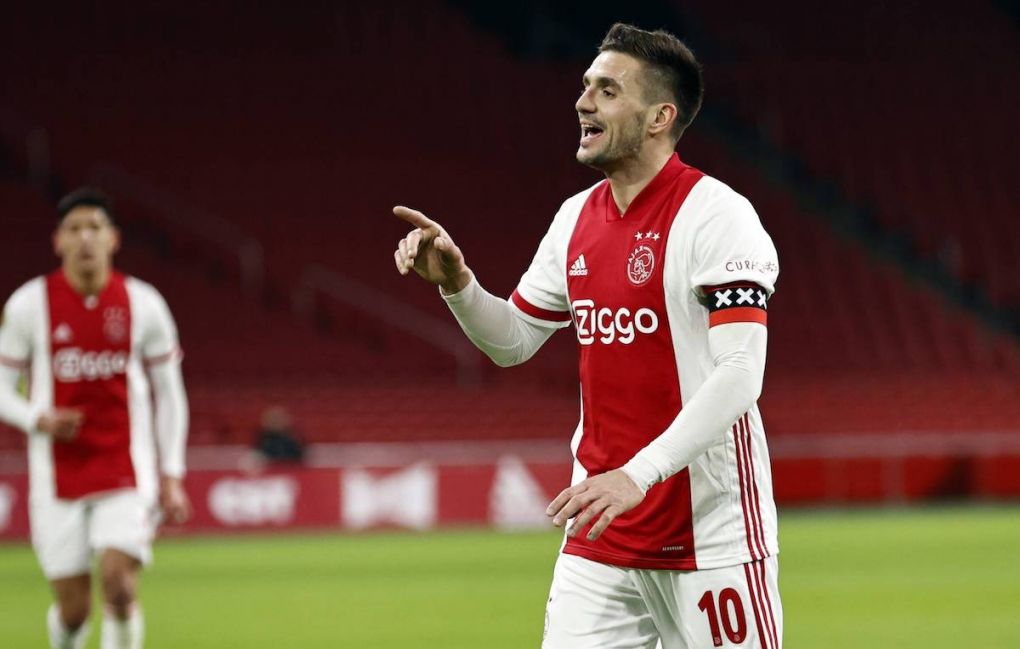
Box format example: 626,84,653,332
0,188,190,649
393,24,782,648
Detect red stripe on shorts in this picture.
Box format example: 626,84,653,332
743,562,770,649
759,559,780,648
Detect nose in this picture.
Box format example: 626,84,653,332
575,87,595,114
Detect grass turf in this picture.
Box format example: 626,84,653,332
0,506,1017,647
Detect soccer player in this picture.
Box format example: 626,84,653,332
393,23,782,648
0,188,190,649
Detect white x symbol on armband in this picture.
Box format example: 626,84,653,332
715,289,733,307
736,288,755,305
757,291,767,307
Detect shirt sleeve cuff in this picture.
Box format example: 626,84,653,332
7,402,44,436
160,461,186,479
620,454,662,494
439,275,480,304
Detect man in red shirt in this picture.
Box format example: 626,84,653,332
394,24,782,648
0,188,190,649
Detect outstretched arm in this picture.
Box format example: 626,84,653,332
393,206,555,367
443,279,555,367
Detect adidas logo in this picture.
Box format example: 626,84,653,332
568,254,589,277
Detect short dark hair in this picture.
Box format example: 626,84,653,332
599,23,704,139
57,187,116,224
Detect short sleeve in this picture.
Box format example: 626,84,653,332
140,286,183,366
690,192,779,327
510,197,585,329
0,289,34,370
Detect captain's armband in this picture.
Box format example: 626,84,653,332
699,283,769,327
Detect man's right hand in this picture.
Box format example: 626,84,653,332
393,206,472,294
36,409,84,441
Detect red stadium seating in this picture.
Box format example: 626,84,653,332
2,1,1017,454
682,0,1020,307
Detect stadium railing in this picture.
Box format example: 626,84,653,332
293,264,482,386
89,163,266,299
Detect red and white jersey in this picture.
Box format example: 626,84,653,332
0,270,182,503
511,154,780,570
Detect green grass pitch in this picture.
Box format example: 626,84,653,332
0,506,1017,647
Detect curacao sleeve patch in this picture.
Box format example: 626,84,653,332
700,282,769,327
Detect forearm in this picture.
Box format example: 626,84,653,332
622,323,767,491
442,276,554,367
149,361,189,478
0,366,39,434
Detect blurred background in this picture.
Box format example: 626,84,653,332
1,1,1018,647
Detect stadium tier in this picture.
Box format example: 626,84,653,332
682,0,1020,307
1,1,1018,454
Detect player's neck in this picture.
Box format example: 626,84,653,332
63,265,112,297
605,147,674,215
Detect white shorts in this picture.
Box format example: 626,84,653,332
30,489,158,580
543,553,782,649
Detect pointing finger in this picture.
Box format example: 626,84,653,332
393,206,439,231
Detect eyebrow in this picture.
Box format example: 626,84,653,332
582,74,622,90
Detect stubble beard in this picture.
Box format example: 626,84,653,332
576,115,646,173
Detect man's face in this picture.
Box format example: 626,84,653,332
575,51,653,171
53,207,119,276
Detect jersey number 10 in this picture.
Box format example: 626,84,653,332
697,588,748,646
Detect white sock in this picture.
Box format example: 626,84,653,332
101,605,144,649
47,604,91,649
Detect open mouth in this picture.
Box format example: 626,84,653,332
580,123,604,146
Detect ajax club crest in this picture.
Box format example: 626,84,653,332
103,306,129,343
627,231,659,286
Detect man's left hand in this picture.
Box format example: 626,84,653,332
546,469,645,541
159,476,192,525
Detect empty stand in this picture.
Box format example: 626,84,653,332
684,0,1020,307
2,1,1017,454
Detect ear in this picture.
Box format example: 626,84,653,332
647,102,678,138
110,226,122,255
52,229,61,258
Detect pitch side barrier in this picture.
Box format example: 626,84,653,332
0,433,1018,540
